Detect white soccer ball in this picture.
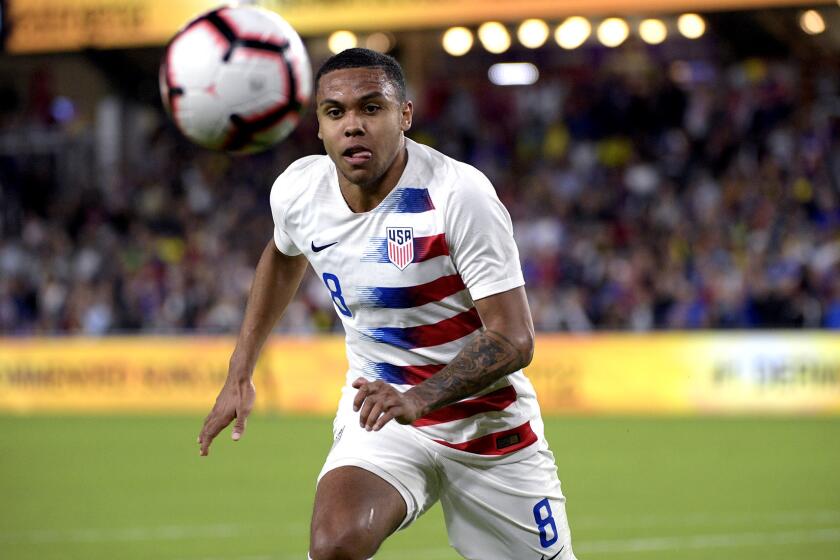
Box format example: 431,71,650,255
160,5,312,154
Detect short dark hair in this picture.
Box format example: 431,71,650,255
315,48,406,102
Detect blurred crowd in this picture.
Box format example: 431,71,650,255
1,51,840,334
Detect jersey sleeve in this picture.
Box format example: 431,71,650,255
445,166,525,301
269,161,308,257
272,219,300,256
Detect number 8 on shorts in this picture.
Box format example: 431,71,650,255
533,497,559,548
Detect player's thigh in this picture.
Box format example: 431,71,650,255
310,466,406,558
318,388,441,529
439,448,576,560
311,397,441,558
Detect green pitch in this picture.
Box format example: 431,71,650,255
1,415,839,559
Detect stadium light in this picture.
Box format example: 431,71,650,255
555,17,592,50
677,13,706,39
597,18,630,48
488,62,539,86
366,32,394,53
478,22,511,54
328,30,357,53
639,18,668,45
442,26,474,56
518,19,550,49
800,10,826,35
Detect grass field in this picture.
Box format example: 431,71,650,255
1,414,839,559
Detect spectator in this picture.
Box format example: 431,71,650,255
1,55,838,334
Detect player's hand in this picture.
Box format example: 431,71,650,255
197,375,256,456
352,377,425,431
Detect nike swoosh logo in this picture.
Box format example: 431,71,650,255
311,241,339,253
540,545,564,560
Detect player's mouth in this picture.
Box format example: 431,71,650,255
342,145,373,165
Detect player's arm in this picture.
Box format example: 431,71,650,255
353,285,534,430
198,239,308,455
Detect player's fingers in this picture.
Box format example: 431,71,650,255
364,401,386,431
351,377,368,389
353,382,371,412
232,408,249,441
199,413,230,456
199,423,223,456
199,431,213,456
372,409,396,431
358,394,380,428
198,423,214,455
197,416,213,447
359,397,376,428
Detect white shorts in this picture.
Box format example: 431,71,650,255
318,389,577,560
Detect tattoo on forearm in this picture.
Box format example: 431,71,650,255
409,330,526,416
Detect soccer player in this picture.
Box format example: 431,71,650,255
198,48,576,560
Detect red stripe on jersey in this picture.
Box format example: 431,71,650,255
363,307,480,349
401,363,447,385
430,421,537,456
357,274,467,309
409,307,481,347
412,274,466,305
415,233,449,261
412,385,518,427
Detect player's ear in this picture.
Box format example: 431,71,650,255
401,100,413,132
317,128,323,140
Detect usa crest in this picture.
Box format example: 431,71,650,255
386,227,414,270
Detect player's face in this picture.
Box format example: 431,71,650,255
316,67,412,189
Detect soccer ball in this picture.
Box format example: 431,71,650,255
160,5,312,154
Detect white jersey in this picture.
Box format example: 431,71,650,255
270,138,543,461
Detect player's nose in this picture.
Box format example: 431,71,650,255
343,112,364,136
343,125,364,137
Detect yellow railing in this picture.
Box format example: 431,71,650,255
1,333,839,414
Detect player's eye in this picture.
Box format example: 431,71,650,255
325,108,343,118
363,104,381,114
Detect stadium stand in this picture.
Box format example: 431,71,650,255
1,44,839,334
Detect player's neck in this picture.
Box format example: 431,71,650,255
338,143,408,213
